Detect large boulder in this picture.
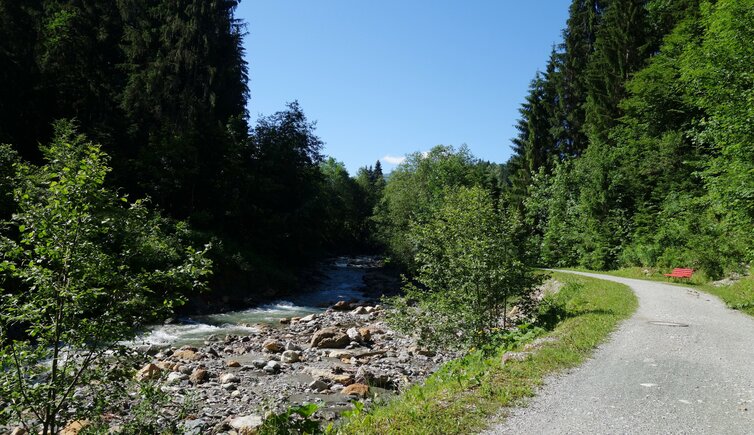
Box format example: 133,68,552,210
332,300,352,311
310,327,350,348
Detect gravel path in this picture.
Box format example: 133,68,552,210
482,271,754,435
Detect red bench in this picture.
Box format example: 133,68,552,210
664,268,694,279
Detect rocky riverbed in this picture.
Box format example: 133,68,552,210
126,300,458,434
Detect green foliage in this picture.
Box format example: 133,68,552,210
509,0,752,277
374,145,488,269
0,122,211,434
0,144,20,220
259,403,323,435
338,273,637,434
386,186,545,350
117,380,196,435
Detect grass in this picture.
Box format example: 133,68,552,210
567,266,754,317
334,272,637,434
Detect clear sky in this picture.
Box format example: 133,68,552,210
236,1,571,174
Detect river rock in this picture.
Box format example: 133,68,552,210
227,360,241,367
332,301,352,311
219,373,240,384
264,360,281,374
61,420,90,435
346,327,362,342
351,306,369,315
328,350,353,359
281,350,301,363
285,341,302,351
311,327,350,348
300,313,317,322
263,339,283,353
135,363,161,382
180,418,206,435
309,379,329,392
358,327,372,342
355,367,393,389
228,415,263,433
173,349,201,361
190,368,208,384
166,372,188,384
252,359,268,369
307,368,354,385
341,383,369,398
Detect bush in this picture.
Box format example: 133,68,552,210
386,186,544,350
0,121,211,434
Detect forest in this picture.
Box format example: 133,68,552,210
1,0,753,433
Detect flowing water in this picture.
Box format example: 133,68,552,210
128,256,376,347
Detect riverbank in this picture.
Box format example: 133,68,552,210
115,301,457,434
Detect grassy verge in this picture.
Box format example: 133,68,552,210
334,272,637,434
567,267,754,317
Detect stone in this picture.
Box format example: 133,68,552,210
231,389,242,398
156,361,175,371
61,420,90,435
310,327,350,349
252,359,268,369
264,360,281,374
227,360,241,367
300,313,317,322
501,351,532,365
341,383,369,398
10,428,27,435
220,373,240,384
285,341,302,351
166,372,188,384
190,368,208,384
222,383,237,391
279,317,290,324
355,367,394,389
263,339,284,353
332,300,352,311
307,368,354,385
358,327,372,342
328,350,353,359
181,418,206,435
135,363,161,382
228,415,264,434
346,327,362,342
173,349,202,361
281,350,301,363
309,379,329,392
351,306,369,315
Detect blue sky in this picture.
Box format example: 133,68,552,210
236,1,571,174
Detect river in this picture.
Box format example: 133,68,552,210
128,256,377,347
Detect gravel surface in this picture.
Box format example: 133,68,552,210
482,271,754,435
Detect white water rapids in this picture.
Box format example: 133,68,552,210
127,256,375,347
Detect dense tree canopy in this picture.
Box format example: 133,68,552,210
506,0,753,278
